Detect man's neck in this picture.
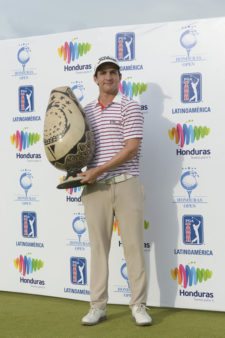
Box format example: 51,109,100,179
98,92,118,107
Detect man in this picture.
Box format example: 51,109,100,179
79,56,152,326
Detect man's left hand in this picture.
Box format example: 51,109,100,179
78,167,101,184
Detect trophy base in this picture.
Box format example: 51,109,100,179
57,175,83,189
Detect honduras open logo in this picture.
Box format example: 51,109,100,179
120,262,130,288
180,168,199,200
180,27,198,59
72,214,87,242
71,81,85,102
17,45,31,72
14,43,36,79
19,170,33,197
173,25,205,66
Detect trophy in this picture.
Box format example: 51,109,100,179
43,86,95,189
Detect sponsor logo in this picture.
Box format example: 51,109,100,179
16,169,39,205
119,80,147,98
22,211,37,238
171,73,211,115
71,81,85,102
14,254,44,276
174,215,213,256
10,129,41,161
70,257,87,285
168,122,211,159
121,262,129,287
171,263,212,288
113,261,131,298
58,39,92,73
10,130,41,151
13,43,36,80
182,215,203,245
173,167,207,207
58,40,91,63
67,213,90,251
180,168,198,200
115,32,144,71
13,86,41,122
16,211,44,248
168,123,210,148
19,86,34,112
64,257,90,296
180,27,198,59
20,170,33,197
65,186,83,204
72,214,86,242
181,73,202,103
14,254,45,286
116,32,135,61
172,25,205,66
17,46,30,71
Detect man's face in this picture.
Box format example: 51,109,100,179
94,63,121,96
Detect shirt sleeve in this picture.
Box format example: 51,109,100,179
123,99,144,140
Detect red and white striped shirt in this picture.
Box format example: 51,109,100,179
84,92,143,181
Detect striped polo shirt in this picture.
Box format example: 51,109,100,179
84,92,143,181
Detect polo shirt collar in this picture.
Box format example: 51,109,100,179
94,91,122,107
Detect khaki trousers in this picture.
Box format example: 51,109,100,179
81,177,147,309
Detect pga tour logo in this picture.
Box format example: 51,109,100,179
19,86,34,112
182,215,204,245
22,211,37,238
116,32,135,61
70,257,87,285
181,73,202,103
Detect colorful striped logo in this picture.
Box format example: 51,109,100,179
14,255,44,276
168,123,210,148
58,41,91,64
171,264,212,288
119,81,147,98
10,130,41,151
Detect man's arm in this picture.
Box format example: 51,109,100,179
78,138,141,184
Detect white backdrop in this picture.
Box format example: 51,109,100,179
0,16,225,311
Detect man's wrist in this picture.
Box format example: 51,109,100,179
96,165,106,177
